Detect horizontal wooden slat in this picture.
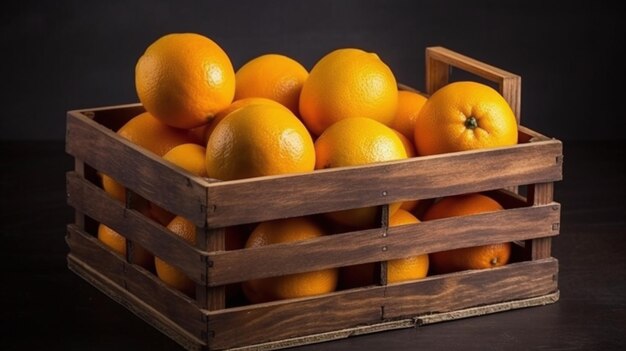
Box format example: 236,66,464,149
206,203,560,286
65,225,206,341
65,110,210,226
206,139,562,227
66,172,208,284
384,257,558,318
207,258,558,350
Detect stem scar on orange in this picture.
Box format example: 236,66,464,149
414,81,518,156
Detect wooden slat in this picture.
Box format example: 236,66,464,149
65,225,207,341
65,110,210,226
206,140,562,227
66,171,208,284
207,258,558,350
384,258,558,318
206,203,560,286
207,286,384,350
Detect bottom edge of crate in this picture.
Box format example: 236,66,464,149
224,291,560,351
68,253,558,351
67,254,207,351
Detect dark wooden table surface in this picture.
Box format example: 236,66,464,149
1,140,624,350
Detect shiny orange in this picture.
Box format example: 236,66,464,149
135,33,235,129
391,90,428,143
206,103,315,180
414,81,518,156
234,54,308,115
299,48,398,136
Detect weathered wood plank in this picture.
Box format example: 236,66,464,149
206,203,560,286
384,258,558,318
65,110,210,226
206,140,562,227
225,292,559,351
207,286,384,350
66,171,208,284
207,258,558,350
66,225,207,341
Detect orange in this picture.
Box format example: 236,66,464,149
393,130,416,158
97,224,154,270
299,48,398,136
101,112,196,202
234,54,308,115
206,103,315,181
242,217,338,303
414,81,518,156
391,90,428,143
387,209,429,284
201,97,288,146
135,33,235,129
422,193,512,274
155,216,196,296
339,209,428,288
314,117,407,228
162,143,208,177
149,143,209,225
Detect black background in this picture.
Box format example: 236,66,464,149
2,2,626,350
1,0,625,141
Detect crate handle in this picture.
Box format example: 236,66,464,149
425,46,522,124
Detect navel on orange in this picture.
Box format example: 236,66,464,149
414,81,518,156
422,193,512,274
135,33,235,129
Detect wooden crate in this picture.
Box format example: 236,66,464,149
65,46,563,350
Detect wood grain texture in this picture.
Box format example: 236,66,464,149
66,171,208,284
206,203,560,286
207,258,558,350
383,258,558,318
205,140,562,227
65,110,210,226
65,225,207,341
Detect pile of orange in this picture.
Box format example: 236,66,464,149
97,32,519,303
